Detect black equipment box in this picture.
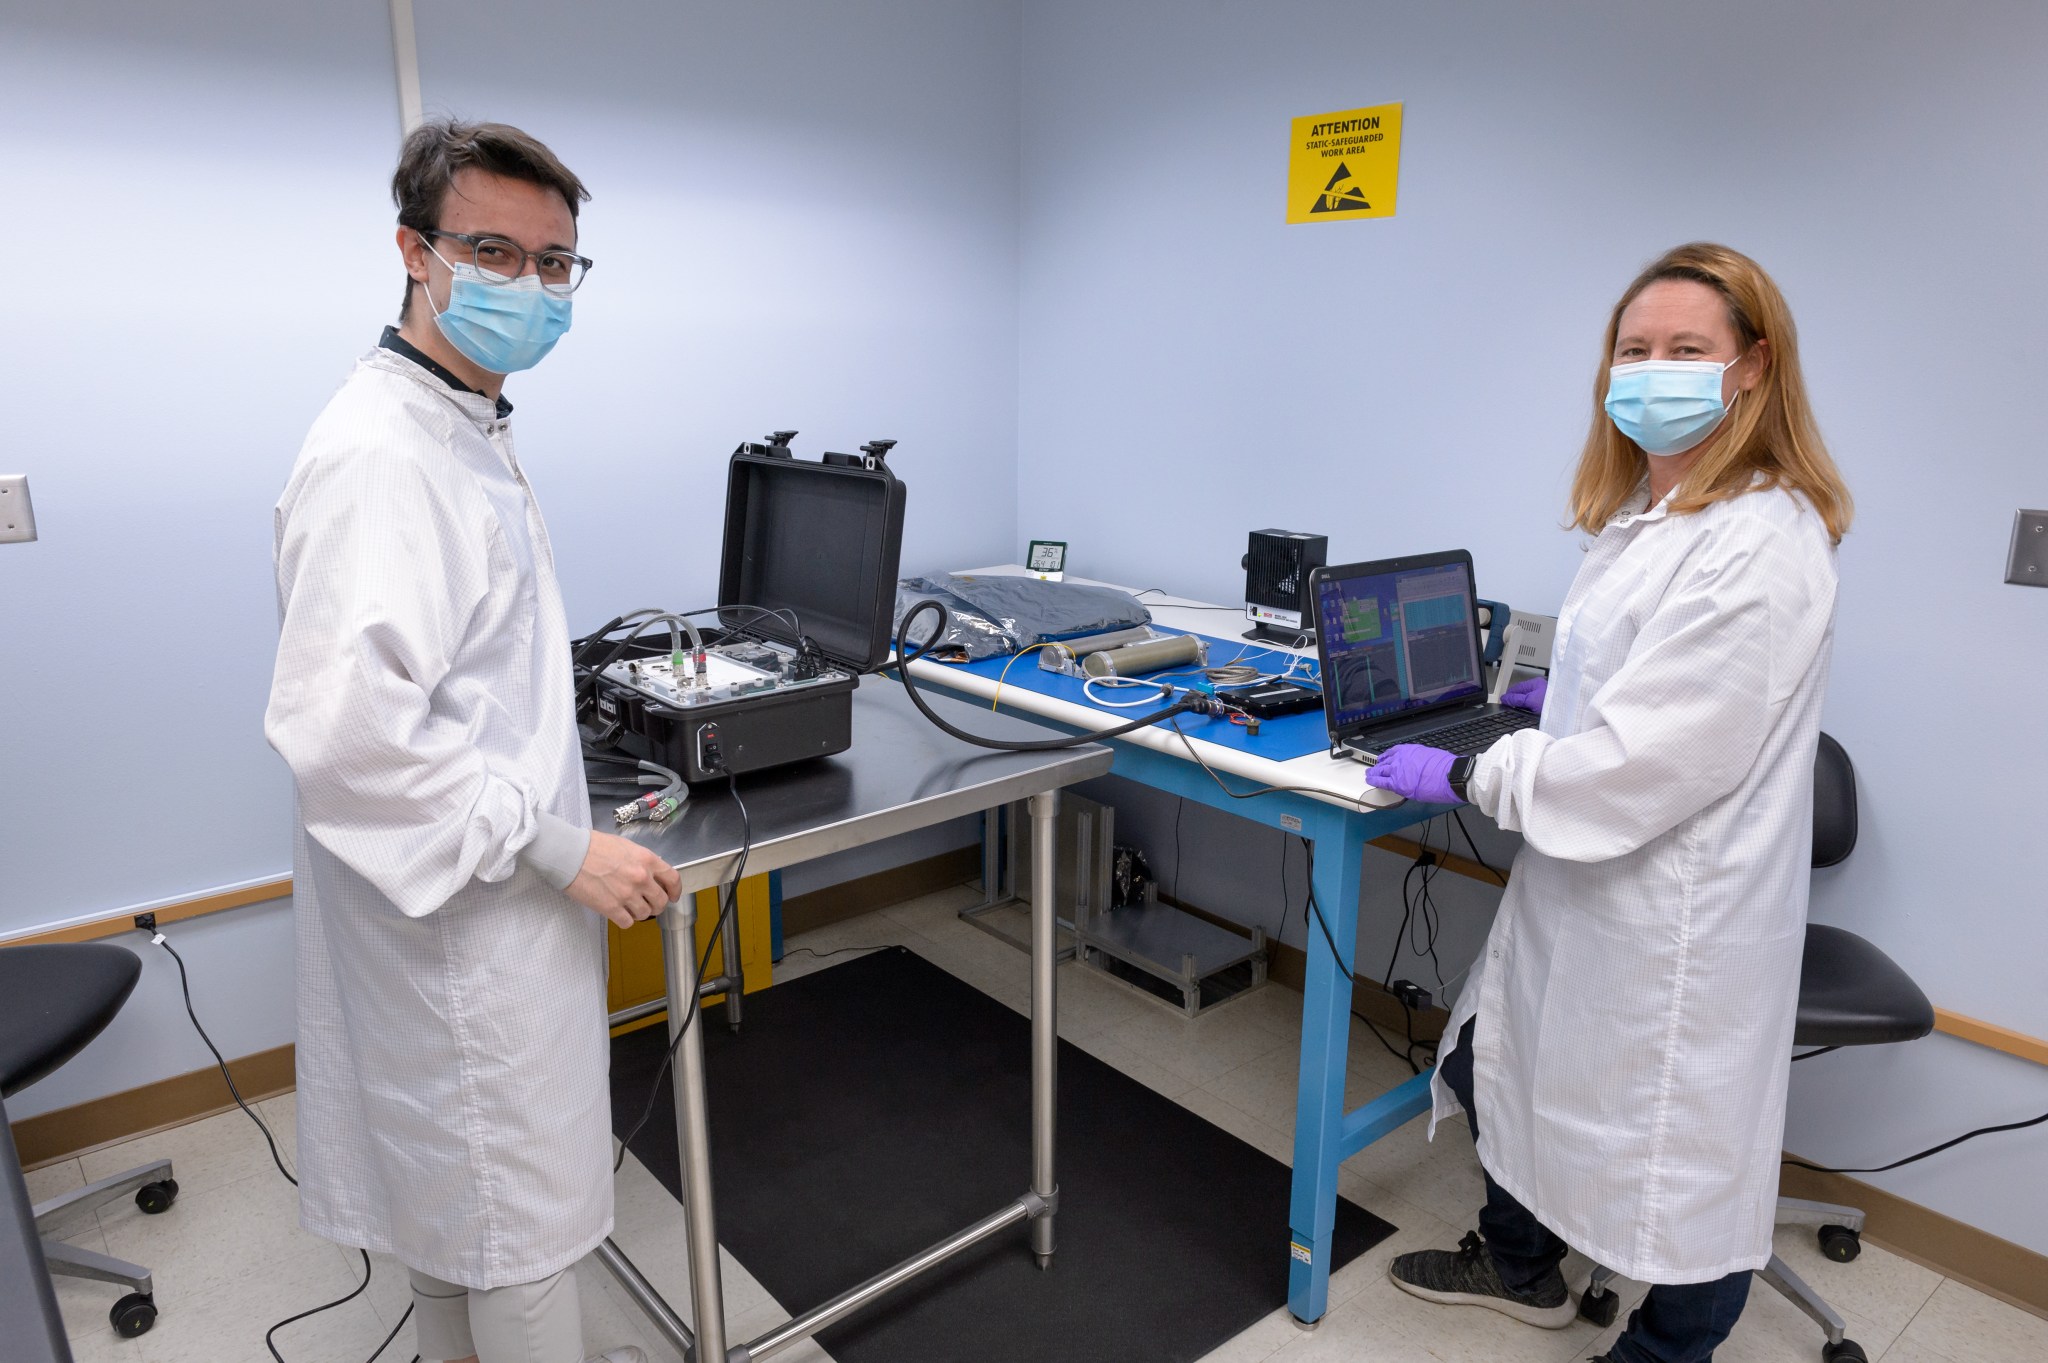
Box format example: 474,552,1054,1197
575,435,907,782
1232,679,1323,718
1242,528,1327,643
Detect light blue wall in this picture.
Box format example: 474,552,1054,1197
1017,0,2048,1254
6,0,2044,1267
407,0,1025,626
0,1,402,932
1,0,1019,1111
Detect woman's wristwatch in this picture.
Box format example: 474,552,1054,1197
1446,754,1477,802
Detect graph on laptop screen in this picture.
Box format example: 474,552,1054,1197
1317,562,1483,729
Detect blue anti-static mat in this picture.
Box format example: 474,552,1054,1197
944,631,1333,762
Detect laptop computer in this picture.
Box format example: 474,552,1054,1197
1310,550,1538,763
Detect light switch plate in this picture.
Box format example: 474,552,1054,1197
2007,508,2048,587
0,474,35,544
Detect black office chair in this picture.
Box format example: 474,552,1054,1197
0,943,181,1339
1577,734,1935,1363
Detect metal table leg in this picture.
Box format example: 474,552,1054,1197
614,794,1072,1361
662,887,730,1363
1029,788,1060,1268
596,1238,694,1358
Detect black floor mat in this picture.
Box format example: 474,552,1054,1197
611,946,1393,1363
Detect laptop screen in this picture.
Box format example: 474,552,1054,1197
1315,559,1484,731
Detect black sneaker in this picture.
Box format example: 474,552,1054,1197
1388,1231,1576,1328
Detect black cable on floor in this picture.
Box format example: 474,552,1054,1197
1784,1108,2048,1174
778,943,904,965
154,935,295,1187
152,932,415,1363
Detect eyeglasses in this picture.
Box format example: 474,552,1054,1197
422,230,593,295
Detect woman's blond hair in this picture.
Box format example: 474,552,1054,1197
1568,242,1852,543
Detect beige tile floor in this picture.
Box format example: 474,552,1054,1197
33,883,2043,1363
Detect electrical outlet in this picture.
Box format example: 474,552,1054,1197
0,474,35,544
2007,509,2048,587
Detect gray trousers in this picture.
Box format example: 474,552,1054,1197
408,1265,583,1363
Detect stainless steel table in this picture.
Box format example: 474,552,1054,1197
591,679,1111,1363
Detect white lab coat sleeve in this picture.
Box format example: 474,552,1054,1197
266,447,563,918
523,813,589,891
1468,526,1817,863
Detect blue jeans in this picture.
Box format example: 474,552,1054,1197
1439,1018,1752,1363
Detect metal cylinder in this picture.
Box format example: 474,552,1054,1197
1080,634,1204,678
662,892,729,1363
595,1239,694,1358
1028,789,1060,1264
746,1200,1032,1360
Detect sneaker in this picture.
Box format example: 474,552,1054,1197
1389,1231,1576,1329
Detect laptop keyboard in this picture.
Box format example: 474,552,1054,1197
1356,707,1539,758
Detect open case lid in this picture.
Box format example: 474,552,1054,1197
716,439,908,672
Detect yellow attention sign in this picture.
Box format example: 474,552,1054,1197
1287,102,1402,223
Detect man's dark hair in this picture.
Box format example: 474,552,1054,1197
391,118,591,320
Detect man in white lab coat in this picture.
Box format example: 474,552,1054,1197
266,119,677,1363
1368,243,1854,1363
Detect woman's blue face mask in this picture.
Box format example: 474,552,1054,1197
424,242,573,375
1603,355,1745,457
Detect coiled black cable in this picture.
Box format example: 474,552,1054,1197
890,599,1200,750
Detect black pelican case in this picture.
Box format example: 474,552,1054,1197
577,435,907,781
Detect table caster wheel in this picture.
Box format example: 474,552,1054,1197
135,1178,179,1215
111,1292,157,1337
1822,1338,1867,1363
1579,1284,1620,1326
1818,1225,1861,1263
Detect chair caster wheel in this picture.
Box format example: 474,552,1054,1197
135,1179,179,1215
1818,1225,1861,1263
111,1292,158,1337
1822,1338,1867,1363
1578,1285,1620,1327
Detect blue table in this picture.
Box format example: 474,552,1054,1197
906,571,1448,1325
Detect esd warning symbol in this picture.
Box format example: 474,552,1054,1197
1310,163,1370,214
1287,102,1401,223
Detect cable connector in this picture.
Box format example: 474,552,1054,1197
1389,979,1434,1012
615,793,684,825
134,911,157,933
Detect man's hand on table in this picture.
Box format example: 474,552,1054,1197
567,831,681,928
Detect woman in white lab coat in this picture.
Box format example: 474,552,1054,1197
1365,242,1853,1363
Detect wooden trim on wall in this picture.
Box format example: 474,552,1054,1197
11,1043,296,1170
1934,1008,2048,1069
4,877,293,947
1780,1158,2048,1318
1369,833,1509,889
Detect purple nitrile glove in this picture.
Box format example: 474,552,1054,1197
1364,744,1461,804
1502,676,1547,714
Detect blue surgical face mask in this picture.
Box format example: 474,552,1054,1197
424,243,573,374
1603,356,1743,457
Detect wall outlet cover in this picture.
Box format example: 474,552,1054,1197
2006,508,2047,587
0,474,35,544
